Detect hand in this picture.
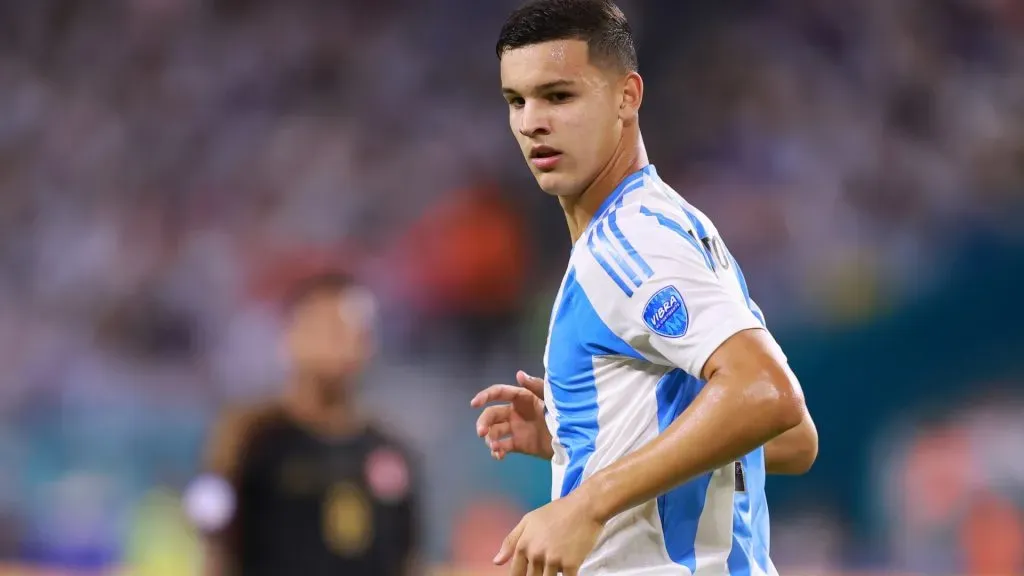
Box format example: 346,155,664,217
493,490,604,576
471,370,553,461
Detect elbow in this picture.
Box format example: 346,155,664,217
763,370,806,436
771,399,818,475
781,423,818,475
769,360,817,470
792,439,818,475
774,393,806,435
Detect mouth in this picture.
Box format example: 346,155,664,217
529,145,563,171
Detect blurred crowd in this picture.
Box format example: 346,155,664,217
0,0,1021,573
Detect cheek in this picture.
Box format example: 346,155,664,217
509,110,525,136
569,115,614,161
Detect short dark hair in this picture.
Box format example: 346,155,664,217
282,271,356,313
496,0,637,72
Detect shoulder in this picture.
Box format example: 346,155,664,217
205,400,286,477
576,190,717,298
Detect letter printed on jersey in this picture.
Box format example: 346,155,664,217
643,285,688,338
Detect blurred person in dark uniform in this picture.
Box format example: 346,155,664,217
184,272,420,576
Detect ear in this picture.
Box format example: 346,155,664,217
619,71,643,123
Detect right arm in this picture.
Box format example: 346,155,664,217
185,406,262,576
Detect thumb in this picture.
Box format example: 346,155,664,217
516,370,545,399
494,518,526,565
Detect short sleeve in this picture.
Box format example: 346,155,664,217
619,224,763,378
184,403,277,538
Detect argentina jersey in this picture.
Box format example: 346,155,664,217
542,165,779,576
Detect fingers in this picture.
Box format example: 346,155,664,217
470,372,544,409
494,519,525,565
475,405,511,436
516,370,545,399
490,437,515,460
486,421,512,443
483,420,514,459
510,552,528,576
470,384,523,408
542,563,559,576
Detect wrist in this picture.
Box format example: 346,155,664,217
577,472,615,525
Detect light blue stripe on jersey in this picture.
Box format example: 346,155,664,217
638,206,716,271
548,270,644,497
683,208,710,241
680,207,719,272
727,251,772,574
728,447,772,576
580,165,652,292
587,231,634,296
595,222,642,287
584,166,652,238
655,369,710,574
730,253,766,327
610,196,655,280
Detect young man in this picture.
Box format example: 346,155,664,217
471,1,818,575
185,272,420,576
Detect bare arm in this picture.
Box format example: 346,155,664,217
202,542,231,576
764,403,818,475
189,405,273,576
579,328,806,523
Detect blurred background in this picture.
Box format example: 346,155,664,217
0,0,1022,574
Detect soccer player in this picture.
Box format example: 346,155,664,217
185,272,420,576
470,1,819,574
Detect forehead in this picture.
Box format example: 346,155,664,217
290,287,376,326
499,39,602,91
291,290,343,319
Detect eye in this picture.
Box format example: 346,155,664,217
549,92,573,103
507,96,525,109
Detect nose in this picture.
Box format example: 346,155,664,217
518,101,551,139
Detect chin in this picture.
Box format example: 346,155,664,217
534,172,579,197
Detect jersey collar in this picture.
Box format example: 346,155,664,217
582,164,657,239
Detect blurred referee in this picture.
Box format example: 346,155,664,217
184,272,421,576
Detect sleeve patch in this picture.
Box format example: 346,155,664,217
643,285,689,338
183,473,236,532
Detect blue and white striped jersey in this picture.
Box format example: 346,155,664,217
542,165,778,576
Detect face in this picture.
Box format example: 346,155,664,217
284,287,376,387
500,39,638,197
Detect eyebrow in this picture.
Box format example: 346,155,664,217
502,79,577,97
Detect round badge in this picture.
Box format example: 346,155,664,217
322,482,373,555
364,448,410,503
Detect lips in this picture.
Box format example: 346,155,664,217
529,145,563,171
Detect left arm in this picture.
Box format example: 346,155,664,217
764,399,818,475
579,327,805,523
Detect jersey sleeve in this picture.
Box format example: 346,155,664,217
616,220,763,378
184,403,276,543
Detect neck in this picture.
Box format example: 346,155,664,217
283,374,363,438
560,129,649,244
